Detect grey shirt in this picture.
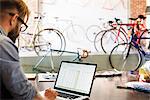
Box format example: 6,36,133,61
0,27,37,100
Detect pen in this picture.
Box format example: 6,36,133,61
117,85,133,90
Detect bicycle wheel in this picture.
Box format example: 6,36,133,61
94,30,106,52
86,25,101,43
138,29,150,49
66,24,84,43
109,43,142,71
101,28,128,53
33,28,66,56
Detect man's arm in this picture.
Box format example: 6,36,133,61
0,37,37,99
0,36,57,100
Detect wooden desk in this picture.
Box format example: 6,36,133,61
30,72,150,100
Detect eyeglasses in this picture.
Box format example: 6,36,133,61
9,13,28,32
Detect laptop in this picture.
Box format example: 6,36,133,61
54,61,97,100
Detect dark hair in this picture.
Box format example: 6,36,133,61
0,0,30,22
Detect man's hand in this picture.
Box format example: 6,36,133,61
45,88,58,100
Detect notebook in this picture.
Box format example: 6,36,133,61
54,61,97,100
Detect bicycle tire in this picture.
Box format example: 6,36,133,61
138,29,150,49
101,28,128,53
109,43,142,71
66,24,84,43
33,28,66,56
86,25,102,43
94,30,106,52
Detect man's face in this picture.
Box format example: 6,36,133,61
8,20,21,43
7,13,28,43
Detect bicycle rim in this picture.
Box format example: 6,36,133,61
109,43,142,71
139,30,149,49
33,28,66,56
86,25,101,43
66,24,84,43
93,30,105,52
101,29,127,53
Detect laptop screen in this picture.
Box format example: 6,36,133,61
54,61,97,96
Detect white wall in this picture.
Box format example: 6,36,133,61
147,0,150,6
21,0,129,54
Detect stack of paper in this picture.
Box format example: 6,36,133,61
95,70,122,77
25,73,36,80
38,73,57,82
125,81,150,93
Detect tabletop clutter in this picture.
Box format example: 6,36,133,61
124,60,150,93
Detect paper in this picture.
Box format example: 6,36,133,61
38,73,57,82
125,81,150,93
25,73,36,80
95,70,122,77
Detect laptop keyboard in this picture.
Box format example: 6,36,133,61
57,91,79,99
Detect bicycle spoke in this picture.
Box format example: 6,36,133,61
100,28,127,53
109,43,142,71
33,28,66,56
94,30,105,52
86,25,101,43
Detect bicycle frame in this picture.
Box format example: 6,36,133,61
110,16,147,44
52,17,85,43
124,26,149,61
94,19,128,53
32,47,89,72
113,24,127,43
18,13,43,50
107,18,131,44
85,18,111,42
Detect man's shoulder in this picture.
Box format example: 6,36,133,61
0,35,16,47
0,35,18,56
0,35,11,43
0,35,5,42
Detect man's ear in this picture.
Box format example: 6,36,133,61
10,14,19,26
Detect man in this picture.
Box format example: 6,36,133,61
0,0,57,99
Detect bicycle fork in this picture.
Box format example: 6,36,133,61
121,42,132,71
114,27,126,43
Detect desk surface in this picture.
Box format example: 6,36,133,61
30,72,150,100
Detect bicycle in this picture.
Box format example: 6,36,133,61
32,47,90,72
17,12,66,56
94,18,128,53
17,13,42,52
85,18,109,43
33,28,66,56
109,19,150,71
49,16,85,43
94,15,147,53
32,16,85,56
102,0,127,11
